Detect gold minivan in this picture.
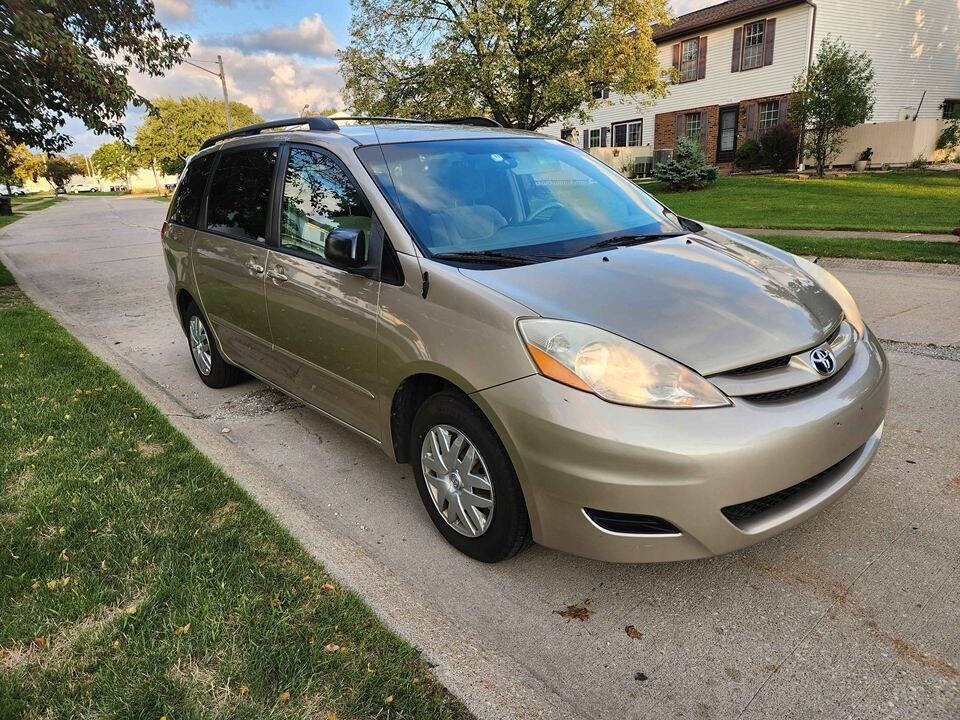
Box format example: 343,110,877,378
162,117,888,563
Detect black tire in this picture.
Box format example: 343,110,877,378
411,391,532,562
183,302,244,388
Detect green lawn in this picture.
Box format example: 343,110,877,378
755,235,960,264
644,171,960,234
0,261,469,718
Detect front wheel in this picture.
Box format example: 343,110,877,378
184,302,244,388
411,391,531,562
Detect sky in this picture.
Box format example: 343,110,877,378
63,0,720,155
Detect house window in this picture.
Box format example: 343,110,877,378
591,85,610,100
759,101,780,130
588,129,601,148
680,38,700,83
684,112,702,140
742,21,765,70
944,100,960,119
612,120,643,147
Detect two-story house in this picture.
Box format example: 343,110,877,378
545,0,960,169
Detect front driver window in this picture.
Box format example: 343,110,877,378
280,147,371,262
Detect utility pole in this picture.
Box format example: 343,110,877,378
183,57,233,131
217,55,232,131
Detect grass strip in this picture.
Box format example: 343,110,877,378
0,263,470,720
754,235,960,264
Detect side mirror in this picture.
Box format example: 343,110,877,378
325,228,367,270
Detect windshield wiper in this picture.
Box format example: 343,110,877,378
578,232,685,254
431,250,559,266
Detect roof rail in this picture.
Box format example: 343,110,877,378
199,116,339,151
336,115,502,128
433,116,502,128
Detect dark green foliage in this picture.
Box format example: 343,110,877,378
735,138,763,171
760,124,800,172
653,135,718,190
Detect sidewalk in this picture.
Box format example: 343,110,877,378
733,227,959,243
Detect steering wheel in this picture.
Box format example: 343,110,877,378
527,202,566,222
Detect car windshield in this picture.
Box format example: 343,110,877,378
355,137,679,259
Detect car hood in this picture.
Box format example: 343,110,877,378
459,231,842,376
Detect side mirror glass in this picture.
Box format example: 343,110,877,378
325,228,367,269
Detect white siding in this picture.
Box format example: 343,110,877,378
814,0,960,121
542,3,813,143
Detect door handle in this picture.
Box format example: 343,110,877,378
245,259,265,274
266,265,289,283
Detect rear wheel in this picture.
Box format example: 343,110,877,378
411,391,531,562
184,302,244,388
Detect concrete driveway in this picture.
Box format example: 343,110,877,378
2,196,958,720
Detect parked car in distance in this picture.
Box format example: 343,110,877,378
1,185,28,196
162,117,889,563
109,183,128,192
68,183,99,193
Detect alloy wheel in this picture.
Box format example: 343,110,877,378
421,424,494,537
188,315,213,376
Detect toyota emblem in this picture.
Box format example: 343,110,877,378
810,347,836,376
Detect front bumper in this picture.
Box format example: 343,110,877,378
474,328,889,563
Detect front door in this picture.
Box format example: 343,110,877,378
717,106,739,163
192,145,278,376
263,144,381,439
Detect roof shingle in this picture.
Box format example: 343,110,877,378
652,0,806,42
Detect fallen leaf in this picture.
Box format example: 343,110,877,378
290,586,298,596
384,695,394,704
553,603,592,622
324,643,340,653
238,685,249,697
33,636,45,648
46,579,58,591
635,672,648,681
278,691,291,705
322,582,336,592
625,625,643,640
31,580,40,590
174,623,191,636
271,598,281,607
412,676,420,684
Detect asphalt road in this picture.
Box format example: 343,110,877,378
3,196,959,720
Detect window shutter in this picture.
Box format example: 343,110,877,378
779,96,790,126
582,129,589,150
732,26,743,72
672,43,681,71
763,18,776,66
699,111,708,152
745,103,759,140
675,113,685,142
601,127,610,147
697,37,708,80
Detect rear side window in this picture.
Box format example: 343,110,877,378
169,153,214,227
205,147,277,242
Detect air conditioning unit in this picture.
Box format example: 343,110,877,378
653,149,674,166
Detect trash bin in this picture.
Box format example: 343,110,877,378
0,196,12,216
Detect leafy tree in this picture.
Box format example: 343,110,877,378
653,135,718,190
789,38,875,177
66,153,89,176
135,97,263,175
0,138,43,193
339,0,671,129
91,141,140,183
936,119,959,155
0,1,190,153
43,156,77,191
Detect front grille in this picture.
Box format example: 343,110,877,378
722,321,843,378
584,508,679,535
741,375,836,402
721,446,859,527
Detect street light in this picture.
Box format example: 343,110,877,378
182,55,232,130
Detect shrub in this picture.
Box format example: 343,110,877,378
908,154,927,169
654,135,718,190
760,123,800,172
936,119,959,153
735,138,763,171
858,147,874,162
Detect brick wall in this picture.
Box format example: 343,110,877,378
655,92,792,169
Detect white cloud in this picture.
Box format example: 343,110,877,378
669,0,723,16
204,13,338,58
130,42,343,118
155,0,193,23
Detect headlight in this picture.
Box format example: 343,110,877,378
518,319,730,408
794,256,864,336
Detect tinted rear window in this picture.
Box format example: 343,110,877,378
169,153,215,227
205,147,277,242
